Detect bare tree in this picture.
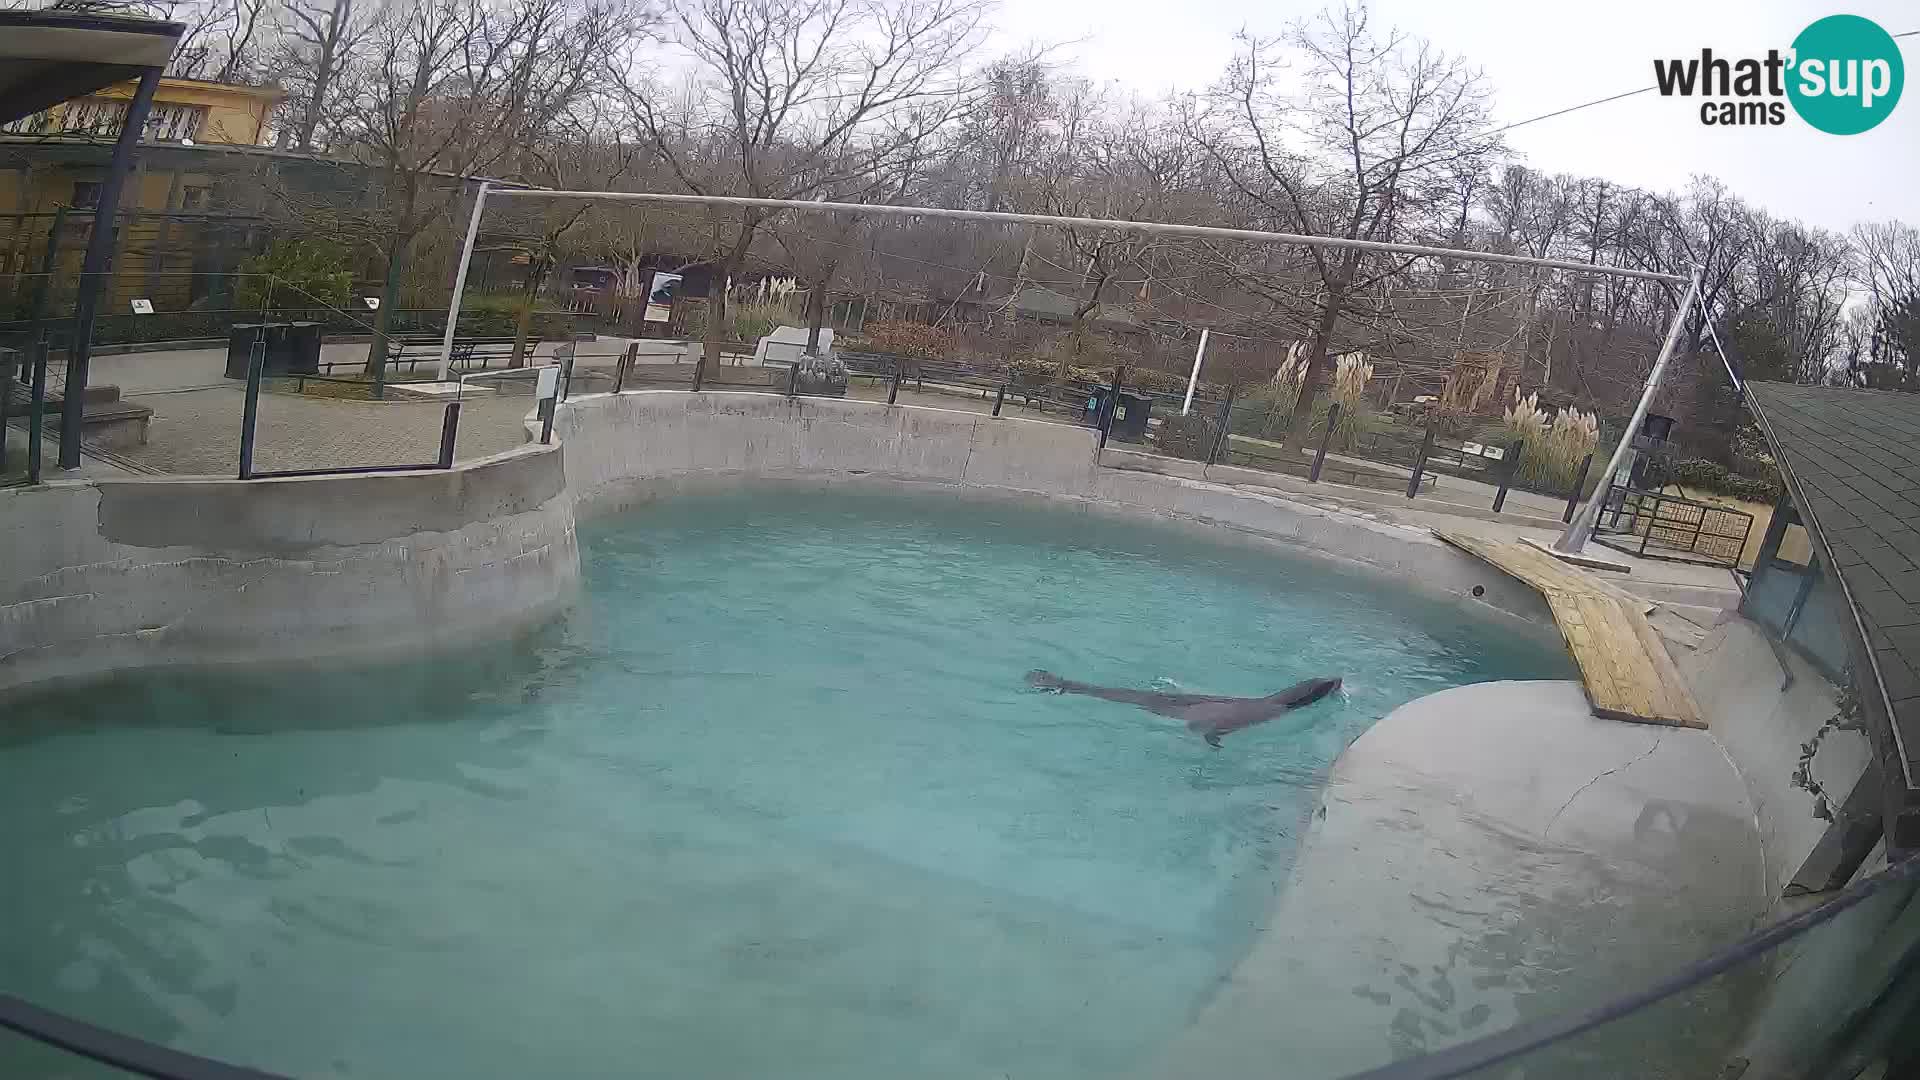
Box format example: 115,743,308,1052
1190,3,1500,442
317,0,644,377
612,0,988,375
277,0,372,151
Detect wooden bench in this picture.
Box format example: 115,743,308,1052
321,336,539,374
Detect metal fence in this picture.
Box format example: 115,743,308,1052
1594,485,1755,568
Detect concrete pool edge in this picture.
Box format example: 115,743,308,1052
0,442,581,697
554,390,1562,645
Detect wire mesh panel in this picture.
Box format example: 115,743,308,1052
1595,487,1754,567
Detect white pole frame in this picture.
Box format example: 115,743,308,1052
1182,328,1210,416
435,188,1702,553
437,181,491,381
1554,269,1703,555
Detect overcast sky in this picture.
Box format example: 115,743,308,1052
993,0,1917,235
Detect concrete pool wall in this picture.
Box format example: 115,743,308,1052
553,390,1558,633
0,443,578,696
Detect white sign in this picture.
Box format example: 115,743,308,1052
644,272,681,324
129,298,154,315
535,365,560,401
1461,441,1483,456
363,296,381,310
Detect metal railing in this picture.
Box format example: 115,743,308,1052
1595,485,1755,568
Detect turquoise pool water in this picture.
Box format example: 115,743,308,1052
0,490,1573,1078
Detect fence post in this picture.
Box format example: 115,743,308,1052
539,396,556,445
25,343,48,484
1207,384,1236,465
238,340,264,479
1492,438,1524,514
887,363,902,405
993,383,1006,417
437,400,462,468
1310,403,1339,483
787,361,800,397
0,350,13,476
614,341,634,394
1098,371,1124,449
371,338,386,401
1406,427,1434,500
559,344,577,401
1565,453,1594,523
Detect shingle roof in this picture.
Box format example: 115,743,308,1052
1745,382,1920,823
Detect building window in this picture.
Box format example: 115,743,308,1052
145,103,207,142
70,181,103,209
14,98,209,141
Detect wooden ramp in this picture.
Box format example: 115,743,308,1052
1434,529,1705,729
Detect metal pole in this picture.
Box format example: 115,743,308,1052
1207,384,1236,465
1565,453,1594,523
1310,403,1338,482
488,189,1690,286
1407,428,1434,500
1181,328,1209,415
1493,438,1524,514
0,350,12,476
437,400,461,467
238,341,264,479
435,181,491,381
26,343,48,483
539,396,556,444
615,342,634,393
1555,269,1703,554
993,383,1006,417
887,364,901,405
786,360,800,397
61,67,161,470
1099,371,1123,450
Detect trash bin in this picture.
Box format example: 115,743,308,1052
1084,386,1153,441
226,323,280,379
227,322,324,378
284,321,322,375
1111,391,1152,441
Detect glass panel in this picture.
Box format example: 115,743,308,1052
1787,570,1854,679
1743,558,1806,634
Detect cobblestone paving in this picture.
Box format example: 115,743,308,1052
119,387,538,476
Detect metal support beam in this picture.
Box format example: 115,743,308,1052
436,181,490,381
60,66,160,470
482,189,1690,285
1556,269,1703,554
1181,328,1209,415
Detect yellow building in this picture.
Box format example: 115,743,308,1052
0,75,281,147
0,78,284,321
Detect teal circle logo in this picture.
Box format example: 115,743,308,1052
1787,15,1904,134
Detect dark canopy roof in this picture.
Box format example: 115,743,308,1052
1745,381,1920,849
0,11,183,126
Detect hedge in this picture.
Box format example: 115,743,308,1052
1663,456,1783,503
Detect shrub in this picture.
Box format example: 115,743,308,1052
863,319,953,359
1157,412,1219,461
1663,457,1783,503
1316,353,1374,450
682,299,798,344
235,238,352,317
1500,389,1599,491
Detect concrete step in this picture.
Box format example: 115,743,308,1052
1659,601,1731,632
1647,608,1711,652
1614,577,1743,612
